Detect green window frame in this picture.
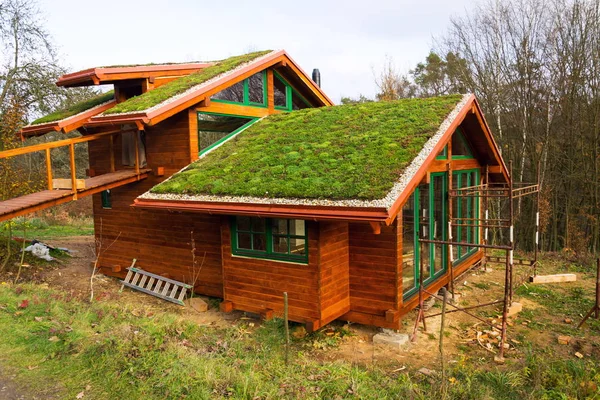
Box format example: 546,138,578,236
436,144,448,160
403,172,448,299
451,128,474,159
212,70,268,107
231,216,308,263
453,169,480,263
273,72,311,112
197,112,258,156
101,190,111,209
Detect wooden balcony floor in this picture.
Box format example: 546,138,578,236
0,168,152,223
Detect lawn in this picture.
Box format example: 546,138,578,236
0,272,599,399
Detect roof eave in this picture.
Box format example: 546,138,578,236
20,100,118,137
132,197,390,222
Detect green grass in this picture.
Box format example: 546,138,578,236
31,91,114,125
1,283,598,399
151,95,463,200
104,50,272,115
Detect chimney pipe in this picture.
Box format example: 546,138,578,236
312,68,321,87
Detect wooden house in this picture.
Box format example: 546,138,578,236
7,49,508,331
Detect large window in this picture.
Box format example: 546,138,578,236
197,113,257,155
212,71,267,106
403,174,448,299
452,169,480,262
232,217,308,263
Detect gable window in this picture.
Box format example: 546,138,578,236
274,72,311,111
212,71,266,107
101,190,112,209
436,145,448,159
197,112,257,155
451,128,473,159
232,216,308,263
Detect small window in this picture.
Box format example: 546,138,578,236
101,190,112,209
451,128,473,158
212,81,244,103
197,113,256,154
232,217,308,263
436,145,448,159
247,72,265,105
274,76,287,108
291,91,309,110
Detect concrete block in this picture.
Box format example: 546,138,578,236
507,302,523,317
373,332,410,348
185,297,208,312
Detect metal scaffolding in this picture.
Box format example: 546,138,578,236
411,162,541,361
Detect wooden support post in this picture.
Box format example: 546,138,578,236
508,161,514,305
411,241,427,342
267,69,275,112
446,162,455,300
496,248,511,362
439,287,447,381
577,259,600,329
134,130,140,175
45,148,52,190
284,292,290,366
69,143,77,200
109,134,115,172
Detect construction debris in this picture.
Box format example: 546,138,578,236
529,274,576,284
557,335,571,345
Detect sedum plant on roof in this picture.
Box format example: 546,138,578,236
31,91,114,125
104,50,272,115
151,94,464,201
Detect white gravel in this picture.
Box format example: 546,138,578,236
138,94,472,211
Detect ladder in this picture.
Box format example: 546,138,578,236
120,259,192,306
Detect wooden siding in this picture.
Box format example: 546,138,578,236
343,222,401,329
221,219,321,324
89,110,224,297
318,221,350,325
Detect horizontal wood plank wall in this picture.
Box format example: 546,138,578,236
342,222,400,329
221,219,321,324
89,110,224,297
318,221,350,326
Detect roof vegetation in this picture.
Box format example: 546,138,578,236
104,50,272,115
31,91,114,125
151,94,463,200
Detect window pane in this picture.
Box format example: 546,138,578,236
212,80,244,103
432,175,445,275
272,219,288,235
273,235,289,254
248,72,265,104
471,171,479,247
418,183,431,281
197,113,253,152
237,216,251,231
402,193,416,294
452,128,472,157
452,174,460,261
253,233,267,251
238,233,252,249
289,219,305,236
289,238,306,255
251,218,266,233
291,91,309,110
274,76,287,108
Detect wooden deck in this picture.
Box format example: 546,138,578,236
0,168,152,223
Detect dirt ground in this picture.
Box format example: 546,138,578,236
6,236,600,373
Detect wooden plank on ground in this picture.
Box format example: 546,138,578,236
529,274,577,284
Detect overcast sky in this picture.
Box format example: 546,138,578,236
39,0,471,103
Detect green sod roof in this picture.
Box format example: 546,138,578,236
31,91,114,125
150,94,463,201
104,50,272,115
